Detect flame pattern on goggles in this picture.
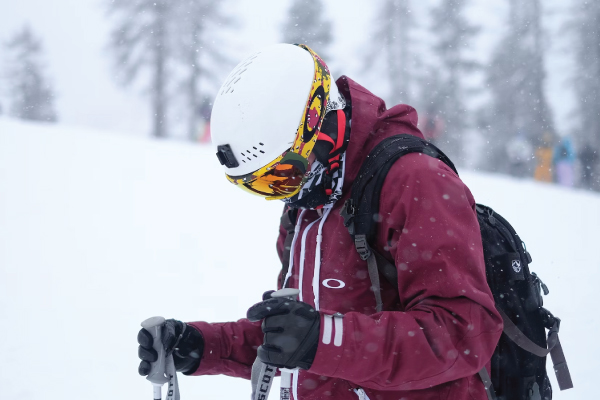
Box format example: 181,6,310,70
225,44,334,200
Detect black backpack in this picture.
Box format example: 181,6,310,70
337,134,573,400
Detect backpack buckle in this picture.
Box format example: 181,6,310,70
340,199,356,234
354,234,372,261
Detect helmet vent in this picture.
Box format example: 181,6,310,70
239,142,267,161
220,52,261,95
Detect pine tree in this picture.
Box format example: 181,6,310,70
367,0,416,105
572,0,600,190
282,0,332,60
175,1,233,141
107,0,175,138
484,0,554,173
428,0,479,164
4,25,57,122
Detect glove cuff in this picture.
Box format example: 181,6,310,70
176,324,204,374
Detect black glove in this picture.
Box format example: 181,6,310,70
247,296,320,370
137,319,204,375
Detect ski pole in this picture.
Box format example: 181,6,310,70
270,288,301,400
141,316,170,400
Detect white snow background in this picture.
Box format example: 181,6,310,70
0,118,598,399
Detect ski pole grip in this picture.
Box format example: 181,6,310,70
271,288,300,301
271,288,300,400
141,316,170,386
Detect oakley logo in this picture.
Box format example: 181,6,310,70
512,260,522,273
322,279,346,289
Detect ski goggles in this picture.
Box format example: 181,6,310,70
225,45,334,200
226,151,310,199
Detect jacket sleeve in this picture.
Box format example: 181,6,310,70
309,154,503,391
186,319,263,379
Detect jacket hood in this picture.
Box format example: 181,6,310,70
336,76,424,189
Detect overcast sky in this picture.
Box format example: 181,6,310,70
0,0,575,137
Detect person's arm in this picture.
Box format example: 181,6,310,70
186,319,263,379
308,154,503,391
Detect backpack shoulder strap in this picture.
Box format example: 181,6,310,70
342,134,457,243
341,134,457,311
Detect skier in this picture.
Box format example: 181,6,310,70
506,132,533,178
137,44,503,400
534,133,555,183
196,97,212,144
553,136,576,187
420,104,445,143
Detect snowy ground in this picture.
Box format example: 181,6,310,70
0,118,597,399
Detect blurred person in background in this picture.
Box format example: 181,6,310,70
197,98,212,144
420,104,445,144
553,136,576,187
136,43,502,400
534,132,554,183
506,131,533,178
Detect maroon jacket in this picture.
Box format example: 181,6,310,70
189,77,503,400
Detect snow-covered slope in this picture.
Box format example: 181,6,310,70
0,118,597,399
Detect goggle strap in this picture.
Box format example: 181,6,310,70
324,109,349,174
335,109,346,152
317,132,336,147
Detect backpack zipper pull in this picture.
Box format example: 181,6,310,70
540,280,550,296
522,241,533,264
532,272,550,295
487,209,496,225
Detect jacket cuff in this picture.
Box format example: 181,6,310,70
307,313,345,377
186,321,223,376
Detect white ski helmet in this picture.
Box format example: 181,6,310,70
211,43,342,200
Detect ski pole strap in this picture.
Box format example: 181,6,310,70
250,358,277,400
279,368,295,400
496,307,573,390
164,355,180,400
478,367,497,400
